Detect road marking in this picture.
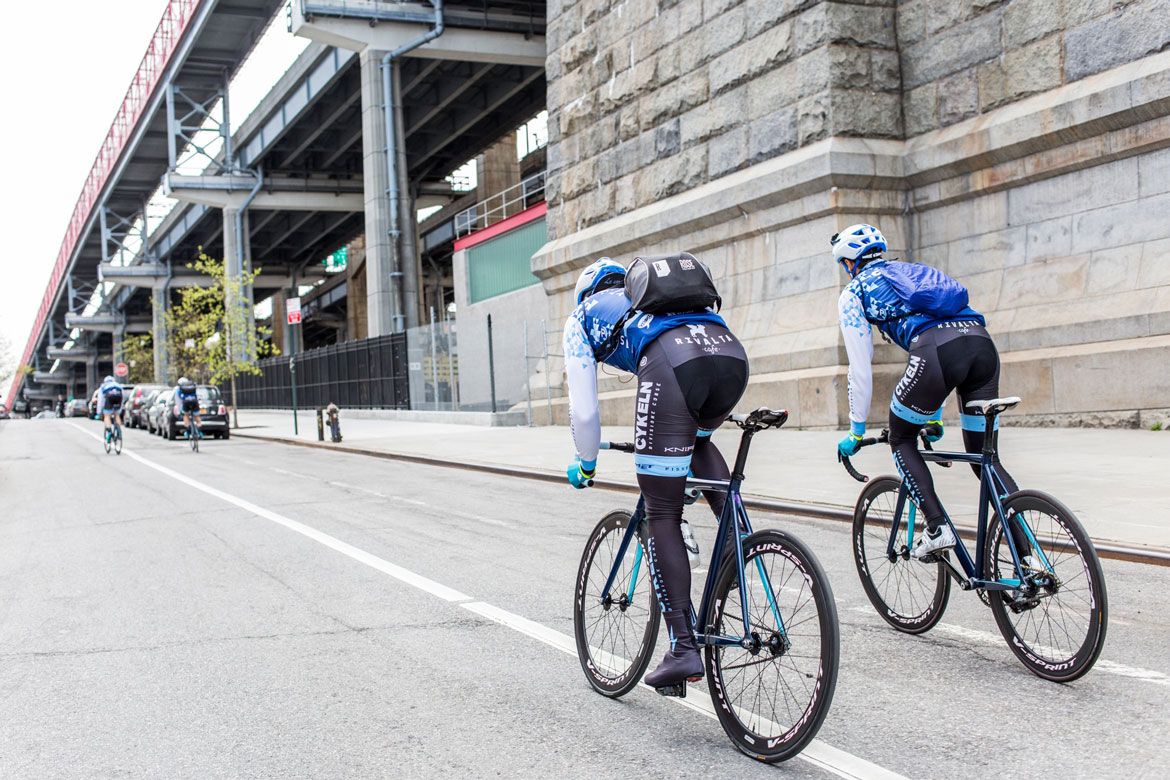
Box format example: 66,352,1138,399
461,601,903,780
850,606,1170,687
69,424,470,603
69,423,903,779
329,480,387,498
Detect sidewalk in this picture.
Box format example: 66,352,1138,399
233,409,1170,552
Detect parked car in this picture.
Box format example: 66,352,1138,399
164,384,230,440
89,389,101,419
141,389,164,433
34,409,56,419
147,389,173,435
64,399,89,417
0,404,9,420
126,384,163,428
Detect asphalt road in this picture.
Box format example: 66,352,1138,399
1,418,1167,778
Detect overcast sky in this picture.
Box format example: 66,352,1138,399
0,3,163,367
0,2,306,400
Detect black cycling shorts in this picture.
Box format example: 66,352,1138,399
891,320,999,431
180,397,200,413
633,322,749,477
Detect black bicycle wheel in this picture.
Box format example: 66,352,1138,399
705,530,839,764
114,428,123,455
985,490,1107,682
573,510,660,698
103,431,112,454
853,476,950,634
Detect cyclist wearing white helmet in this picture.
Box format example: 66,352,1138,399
174,376,201,439
564,255,749,690
832,224,1027,561
98,375,124,434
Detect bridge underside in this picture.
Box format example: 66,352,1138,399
20,1,547,406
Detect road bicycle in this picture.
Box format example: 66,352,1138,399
103,413,123,455
573,407,839,763
839,397,1107,682
184,420,203,451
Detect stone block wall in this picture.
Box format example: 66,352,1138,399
545,0,902,238
535,0,1170,428
900,0,1170,135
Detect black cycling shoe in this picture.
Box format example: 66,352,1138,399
644,609,704,689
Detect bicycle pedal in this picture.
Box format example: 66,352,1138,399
654,683,687,698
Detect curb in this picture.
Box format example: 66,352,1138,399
234,431,1170,568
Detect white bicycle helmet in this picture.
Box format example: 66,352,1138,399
831,224,887,263
574,257,626,304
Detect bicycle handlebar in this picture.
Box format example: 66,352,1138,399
838,424,949,483
600,407,789,457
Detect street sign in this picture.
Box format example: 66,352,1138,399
287,296,302,325
114,362,128,377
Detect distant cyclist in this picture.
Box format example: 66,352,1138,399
98,376,124,437
832,224,1028,562
174,377,201,438
564,255,748,689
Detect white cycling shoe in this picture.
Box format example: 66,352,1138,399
911,524,956,561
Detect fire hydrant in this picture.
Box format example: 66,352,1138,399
326,402,342,443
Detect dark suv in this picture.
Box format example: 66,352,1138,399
164,384,230,440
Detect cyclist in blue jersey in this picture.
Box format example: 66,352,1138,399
832,224,1027,562
564,257,749,689
98,375,124,436
174,377,201,438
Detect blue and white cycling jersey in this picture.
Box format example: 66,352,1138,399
563,287,727,465
99,380,124,410
839,260,984,430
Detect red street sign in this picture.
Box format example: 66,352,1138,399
114,362,129,377
287,296,302,325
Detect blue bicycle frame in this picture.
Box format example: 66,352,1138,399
887,425,1054,591
596,416,788,651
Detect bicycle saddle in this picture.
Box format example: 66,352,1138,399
729,407,789,430
965,397,1021,416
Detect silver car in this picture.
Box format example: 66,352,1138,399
147,389,173,435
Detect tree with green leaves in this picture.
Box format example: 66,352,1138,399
121,334,155,385
164,252,277,425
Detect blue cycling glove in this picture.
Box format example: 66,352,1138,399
837,434,864,459
567,457,596,489
925,419,944,442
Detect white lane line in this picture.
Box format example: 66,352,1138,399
329,480,387,498
390,495,514,529
69,424,470,603
461,601,903,780
271,466,317,481
849,606,1170,687
69,423,902,779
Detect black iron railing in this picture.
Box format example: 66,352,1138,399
234,334,409,409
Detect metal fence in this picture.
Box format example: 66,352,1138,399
406,317,459,411
234,333,409,409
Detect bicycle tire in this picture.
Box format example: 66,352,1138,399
852,475,950,634
573,510,660,698
985,490,1107,682
103,431,112,454
114,427,123,455
705,530,839,764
